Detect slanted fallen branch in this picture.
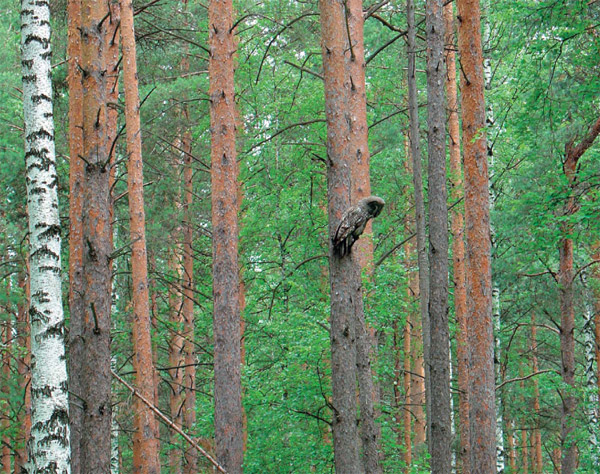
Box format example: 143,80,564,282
111,369,227,473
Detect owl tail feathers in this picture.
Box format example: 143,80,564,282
332,236,354,258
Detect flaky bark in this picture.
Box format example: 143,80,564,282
531,314,543,474
14,271,30,473
456,0,497,469
21,0,71,468
120,0,161,470
78,0,114,468
425,0,451,471
558,116,600,474
406,0,431,452
181,130,197,474
2,319,10,474
445,2,470,471
67,0,84,469
209,1,244,471
319,0,362,471
344,2,382,470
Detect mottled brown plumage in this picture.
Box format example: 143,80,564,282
333,196,385,257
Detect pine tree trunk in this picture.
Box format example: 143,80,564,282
168,238,185,473
344,2,382,470
403,309,412,470
558,236,576,474
79,0,114,465
406,0,431,452
120,0,161,470
531,314,543,474
182,130,197,474
20,0,71,468
209,1,244,471
456,0,497,470
445,3,470,471
14,271,30,473
319,0,362,471
2,319,10,474
67,0,84,468
425,0,451,471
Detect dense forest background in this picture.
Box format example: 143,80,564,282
2,0,600,472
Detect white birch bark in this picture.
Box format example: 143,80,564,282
20,0,71,471
583,280,599,469
482,1,505,470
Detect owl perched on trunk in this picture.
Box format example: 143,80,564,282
333,196,385,257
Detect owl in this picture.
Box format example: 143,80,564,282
332,196,385,257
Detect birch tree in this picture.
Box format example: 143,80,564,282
20,0,70,469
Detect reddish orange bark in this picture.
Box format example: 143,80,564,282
120,0,161,470
558,116,600,473
531,314,543,474
14,271,30,473
67,0,84,467
182,129,197,474
445,2,470,471
2,318,10,474
345,2,382,470
209,1,243,471
456,0,496,468
168,235,185,474
403,298,412,470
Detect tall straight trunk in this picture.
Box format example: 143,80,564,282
482,0,506,465
445,2,469,471
67,0,84,469
2,319,10,474
339,2,382,470
168,238,185,474
425,0,451,471
521,427,529,474
14,271,30,473
120,0,161,470
557,116,600,473
79,0,114,467
531,314,543,474
558,235,576,474
403,134,426,457
344,2,382,470
20,0,71,468
456,0,497,470
403,301,412,470
182,130,197,474
506,418,516,473
406,0,431,450
209,1,243,472
319,0,362,471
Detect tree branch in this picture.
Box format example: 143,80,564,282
111,370,227,473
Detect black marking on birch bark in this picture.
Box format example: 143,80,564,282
31,246,59,262
22,74,36,83
31,385,53,399
27,127,53,139
39,321,66,340
32,289,50,302
29,186,47,196
38,265,60,274
31,93,52,104
22,58,34,68
37,223,61,240
30,305,48,324
41,50,52,60
24,35,49,47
